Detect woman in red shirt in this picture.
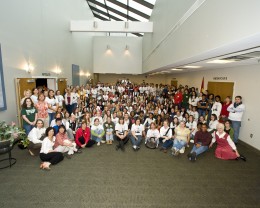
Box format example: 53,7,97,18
75,121,95,148
219,96,232,123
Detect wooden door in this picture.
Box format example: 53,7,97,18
57,78,67,95
171,80,178,88
15,78,36,127
207,82,234,101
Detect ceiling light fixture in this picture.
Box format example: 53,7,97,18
207,59,236,64
171,68,183,71
183,65,202,68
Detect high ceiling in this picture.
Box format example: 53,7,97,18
86,0,156,36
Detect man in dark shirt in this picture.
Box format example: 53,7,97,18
197,94,208,117
187,124,212,161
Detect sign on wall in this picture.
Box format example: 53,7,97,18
0,45,7,111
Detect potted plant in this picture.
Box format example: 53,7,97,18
0,121,28,149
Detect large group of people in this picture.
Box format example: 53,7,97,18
20,79,246,170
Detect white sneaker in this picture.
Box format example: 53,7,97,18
179,147,185,154
101,140,106,144
133,145,137,149
97,142,100,146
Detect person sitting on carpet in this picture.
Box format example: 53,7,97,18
75,121,95,148
115,117,129,151
209,123,246,161
39,127,64,170
145,122,160,149
130,118,145,150
91,118,105,146
54,125,81,159
187,123,212,162
172,121,190,156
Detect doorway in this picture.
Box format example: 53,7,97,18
207,81,234,101
36,78,48,90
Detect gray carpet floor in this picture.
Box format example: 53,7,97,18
0,141,259,208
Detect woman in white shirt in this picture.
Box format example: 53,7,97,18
130,118,145,150
208,114,219,133
189,92,200,107
143,113,156,132
145,122,160,148
45,90,58,126
186,115,197,143
209,123,246,161
159,120,173,153
71,88,79,112
39,127,64,170
211,95,222,120
55,90,64,107
28,119,46,156
111,112,119,125
115,117,129,151
30,88,38,104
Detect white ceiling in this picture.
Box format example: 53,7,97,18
147,33,260,75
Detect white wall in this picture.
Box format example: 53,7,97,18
99,73,167,85
166,64,260,150
0,0,95,123
143,0,260,72
93,36,142,74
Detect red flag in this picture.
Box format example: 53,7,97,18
200,77,204,93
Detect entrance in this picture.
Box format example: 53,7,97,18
207,81,234,101
15,77,67,127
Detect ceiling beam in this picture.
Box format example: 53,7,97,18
107,0,150,19
87,0,139,21
132,0,154,9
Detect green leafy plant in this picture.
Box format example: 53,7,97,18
0,121,28,147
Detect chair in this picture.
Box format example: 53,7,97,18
0,140,17,169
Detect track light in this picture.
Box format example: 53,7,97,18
93,21,97,28
125,45,129,50
125,22,129,29
107,45,110,50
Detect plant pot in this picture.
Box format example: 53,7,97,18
18,143,27,150
0,140,11,154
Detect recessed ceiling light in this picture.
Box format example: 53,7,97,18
207,59,236,64
171,68,183,71
183,65,202,68
161,71,170,73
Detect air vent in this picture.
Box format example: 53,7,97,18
222,55,252,61
222,51,260,61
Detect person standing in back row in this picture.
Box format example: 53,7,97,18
227,96,245,144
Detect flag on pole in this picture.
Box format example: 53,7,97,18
200,77,204,93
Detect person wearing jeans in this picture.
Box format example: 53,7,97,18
227,96,245,144
159,120,172,153
103,117,115,144
130,118,144,150
187,123,212,161
21,98,38,135
91,118,105,146
172,121,190,156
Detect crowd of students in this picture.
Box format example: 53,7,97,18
20,79,246,170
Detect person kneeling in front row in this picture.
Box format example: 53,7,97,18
27,119,46,156
187,123,212,162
